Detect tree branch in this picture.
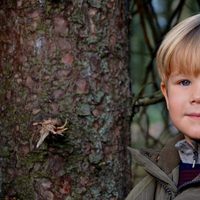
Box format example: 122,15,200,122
133,91,164,107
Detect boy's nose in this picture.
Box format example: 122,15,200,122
191,85,200,104
191,97,200,104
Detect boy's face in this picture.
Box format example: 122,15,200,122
161,71,200,143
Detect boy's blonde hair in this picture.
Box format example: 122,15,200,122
156,14,200,82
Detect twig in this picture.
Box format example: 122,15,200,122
133,92,164,107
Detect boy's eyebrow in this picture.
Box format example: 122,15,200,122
170,72,185,77
169,73,191,79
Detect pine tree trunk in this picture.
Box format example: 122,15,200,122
0,1,131,199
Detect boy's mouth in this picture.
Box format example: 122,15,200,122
185,113,200,118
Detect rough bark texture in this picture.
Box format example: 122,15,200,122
0,0,131,199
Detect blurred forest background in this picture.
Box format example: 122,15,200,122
130,0,200,184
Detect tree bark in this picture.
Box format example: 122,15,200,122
0,0,131,199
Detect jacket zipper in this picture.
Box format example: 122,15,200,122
192,140,199,168
192,150,198,168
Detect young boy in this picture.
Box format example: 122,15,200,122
126,14,200,200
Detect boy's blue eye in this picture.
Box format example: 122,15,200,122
179,80,191,86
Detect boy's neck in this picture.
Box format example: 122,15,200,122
184,136,200,147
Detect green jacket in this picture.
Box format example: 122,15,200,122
126,135,200,200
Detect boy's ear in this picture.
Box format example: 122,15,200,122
160,81,169,109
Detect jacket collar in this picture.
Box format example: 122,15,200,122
128,134,184,192
128,147,177,192
157,134,183,174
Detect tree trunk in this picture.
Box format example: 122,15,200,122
0,0,131,199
